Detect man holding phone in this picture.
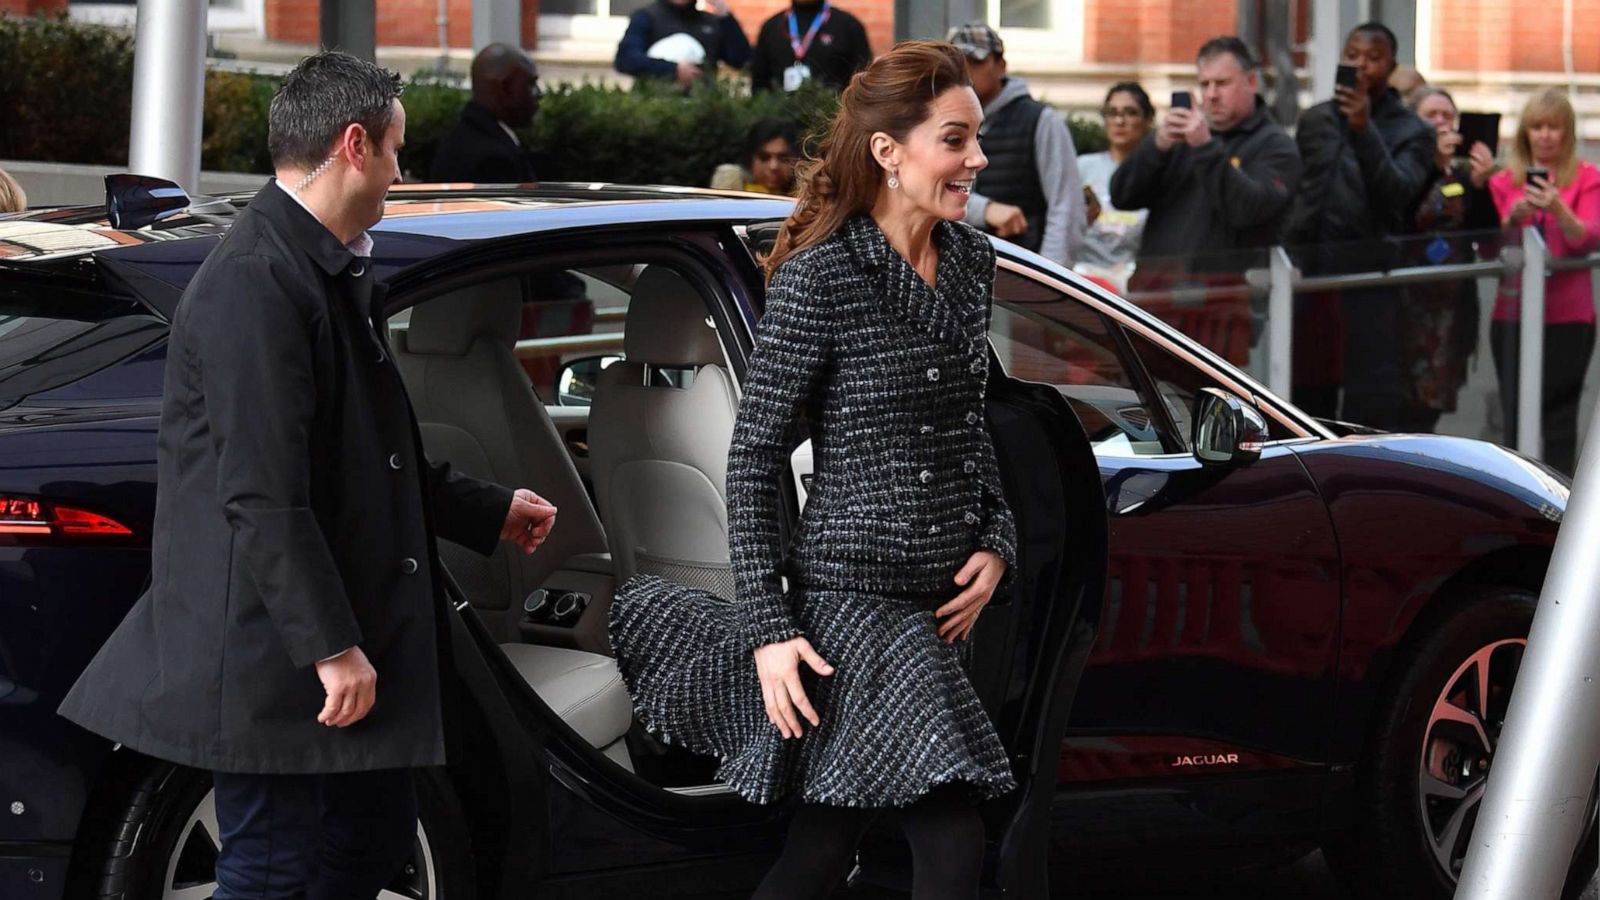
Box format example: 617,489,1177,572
1287,21,1435,428
1109,36,1301,286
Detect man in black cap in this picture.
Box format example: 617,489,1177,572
431,43,545,183
749,1,873,93
948,22,1084,267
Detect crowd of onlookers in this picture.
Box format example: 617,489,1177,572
3,1,1597,471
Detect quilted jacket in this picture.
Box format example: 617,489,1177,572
727,214,1019,651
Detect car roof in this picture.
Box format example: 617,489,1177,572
0,183,797,265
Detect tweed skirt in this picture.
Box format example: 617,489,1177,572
607,574,1017,808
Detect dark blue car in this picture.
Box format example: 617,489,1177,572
0,184,1591,900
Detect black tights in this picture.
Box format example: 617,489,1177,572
750,787,985,900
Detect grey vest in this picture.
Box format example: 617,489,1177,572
974,94,1047,252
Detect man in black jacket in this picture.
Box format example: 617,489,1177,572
614,0,751,88
59,52,558,896
1111,36,1301,284
1288,22,1435,427
750,1,873,93
430,43,543,183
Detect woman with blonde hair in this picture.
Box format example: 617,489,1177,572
1488,88,1600,472
0,167,26,213
611,41,1016,899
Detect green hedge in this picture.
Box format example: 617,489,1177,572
1,14,1107,186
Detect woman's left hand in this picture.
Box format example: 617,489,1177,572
936,551,1006,642
1526,178,1561,211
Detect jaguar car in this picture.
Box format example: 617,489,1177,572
0,182,1589,900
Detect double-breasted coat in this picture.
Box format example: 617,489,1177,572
58,182,512,774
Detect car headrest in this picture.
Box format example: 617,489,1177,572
403,278,523,356
623,266,724,368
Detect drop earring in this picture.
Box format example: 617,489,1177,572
887,169,900,189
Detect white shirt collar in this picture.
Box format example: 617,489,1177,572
275,180,374,259
498,121,522,147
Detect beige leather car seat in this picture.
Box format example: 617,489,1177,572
587,265,738,598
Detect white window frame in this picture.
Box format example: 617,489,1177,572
69,0,264,35
985,0,1085,67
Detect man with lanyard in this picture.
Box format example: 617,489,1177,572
750,0,873,93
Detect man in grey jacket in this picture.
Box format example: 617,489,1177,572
1111,36,1301,287
948,22,1084,267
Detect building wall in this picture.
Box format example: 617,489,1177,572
1429,0,1600,74
264,0,538,48
0,0,68,13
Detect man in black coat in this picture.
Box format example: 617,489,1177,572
430,43,544,183
1111,36,1301,283
1287,22,1435,427
749,1,873,94
614,0,751,88
58,52,557,896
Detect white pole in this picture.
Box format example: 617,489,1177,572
1517,226,1547,458
1268,246,1295,399
472,0,522,52
128,0,208,195
1451,404,1600,899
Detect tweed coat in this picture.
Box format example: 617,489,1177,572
728,214,1019,652
58,183,513,774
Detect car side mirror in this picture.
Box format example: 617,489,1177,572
1192,387,1267,467
555,355,621,407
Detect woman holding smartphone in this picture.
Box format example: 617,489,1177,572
1488,88,1600,473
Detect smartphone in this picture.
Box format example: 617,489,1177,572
1527,166,1550,186
1335,63,1358,90
1170,90,1192,110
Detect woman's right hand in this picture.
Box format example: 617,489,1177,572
754,637,834,739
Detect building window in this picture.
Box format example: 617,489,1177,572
988,0,1051,30
542,0,654,15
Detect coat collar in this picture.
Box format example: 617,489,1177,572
248,179,363,277
462,100,520,147
837,214,989,350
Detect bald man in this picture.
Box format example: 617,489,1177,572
430,44,545,183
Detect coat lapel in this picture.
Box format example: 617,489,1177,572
841,215,987,351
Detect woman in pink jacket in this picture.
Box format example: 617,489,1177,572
1489,88,1600,474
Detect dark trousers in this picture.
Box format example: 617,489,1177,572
212,768,418,900
1490,320,1596,475
1339,287,1409,431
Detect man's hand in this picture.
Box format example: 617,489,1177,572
935,550,1006,642
1179,109,1212,148
1155,108,1191,152
501,488,557,555
1468,142,1495,189
1334,85,1370,132
316,647,377,727
984,201,1029,238
754,637,834,739
675,60,704,88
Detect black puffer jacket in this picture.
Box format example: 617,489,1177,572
727,216,1018,651
1289,88,1436,263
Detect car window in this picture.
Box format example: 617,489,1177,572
990,268,1168,456
0,286,168,411
1120,326,1291,447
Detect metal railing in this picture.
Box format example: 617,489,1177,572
1125,232,1600,461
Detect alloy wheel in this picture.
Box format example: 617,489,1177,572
159,787,439,900
1417,637,1526,881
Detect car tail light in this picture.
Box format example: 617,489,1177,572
0,495,135,542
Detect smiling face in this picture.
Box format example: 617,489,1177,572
872,86,988,222
1415,92,1457,132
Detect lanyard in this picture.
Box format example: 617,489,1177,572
787,2,830,61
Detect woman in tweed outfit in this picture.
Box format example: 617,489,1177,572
609,41,1016,899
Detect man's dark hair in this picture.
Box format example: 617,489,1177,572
1197,36,1256,71
268,51,404,169
1350,21,1399,57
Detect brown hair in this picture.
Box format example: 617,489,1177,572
0,167,25,213
1511,88,1580,188
763,41,972,278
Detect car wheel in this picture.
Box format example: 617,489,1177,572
69,757,474,900
1331,587,1598,900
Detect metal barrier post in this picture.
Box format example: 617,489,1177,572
1452,405,1600,898
1267,246,1295,399
128,0,208,194
1517,226,1548,457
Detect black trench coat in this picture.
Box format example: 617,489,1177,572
58,182,512,774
